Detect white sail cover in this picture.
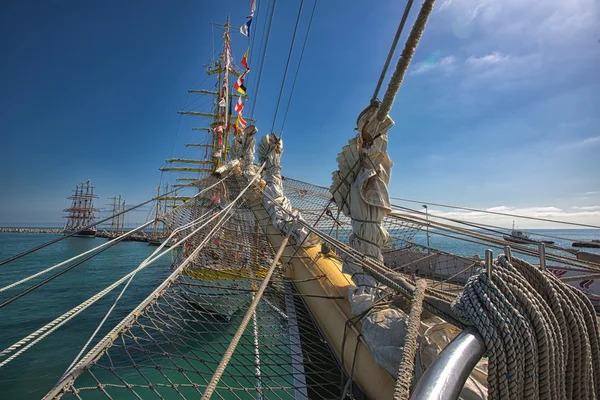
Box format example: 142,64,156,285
257,134,318,247
240,127,257,178
330,103,394,314
215,126,257,177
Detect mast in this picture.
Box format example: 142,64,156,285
152,186,161,238
63,181,98,234
159,15,254,202
108,197,117,234
121,200,126,234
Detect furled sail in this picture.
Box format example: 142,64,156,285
330,101,394,314
257,133,318,247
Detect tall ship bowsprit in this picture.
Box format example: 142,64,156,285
3,1,600,399
62,180,98,238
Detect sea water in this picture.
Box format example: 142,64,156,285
0,233,173,399
0,229,598,398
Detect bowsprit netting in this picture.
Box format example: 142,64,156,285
45,173,347,399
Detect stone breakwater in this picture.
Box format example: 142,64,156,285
0,228,63,234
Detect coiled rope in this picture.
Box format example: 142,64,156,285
452,255,600,399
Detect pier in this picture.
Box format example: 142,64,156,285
96,230,150,242
0,228,62,234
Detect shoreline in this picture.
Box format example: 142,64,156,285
0,228,63,234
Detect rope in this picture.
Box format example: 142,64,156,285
393,279,426,400
0,206,223,368
452,255,600,399
0,185,182,268
377,0,435,121
392,203,583,256
0,174,233,306
371,0,414,102
1,169,265,370
201,229,293,400
391,196,600,229
269,0,305,135
279,0,318,138
0,219,155,294
259,186,465,327
249,0,277,118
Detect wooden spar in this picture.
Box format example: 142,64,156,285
245,190,396,399
178,111,255,122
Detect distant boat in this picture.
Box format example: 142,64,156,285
503,221,554,245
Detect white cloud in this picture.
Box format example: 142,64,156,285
410,55,457,76
436,0,600,87
465,52,509,68
438,0,598,42
573,206,600,211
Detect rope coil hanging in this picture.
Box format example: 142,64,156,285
452,255,600,399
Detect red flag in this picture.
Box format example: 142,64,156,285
235,97,244,114
237,114,247,129
234,71,248,95
241,50,249,69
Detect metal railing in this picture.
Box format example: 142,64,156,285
410,326,486,400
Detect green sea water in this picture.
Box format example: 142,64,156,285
0,233,173,399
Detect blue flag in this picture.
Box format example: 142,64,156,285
240,18,252,37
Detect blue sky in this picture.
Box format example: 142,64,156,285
0,0,599,228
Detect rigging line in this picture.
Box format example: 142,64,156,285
201,230,293,400
0,204,226,369
0,232,133,310
247,0,270,97
57,191,236,380
0,220,154,294
279,0,318,138
390,196,600,229
396,212,594,269
169,72,208,159
249,0,277,119
393,204,590,247
0,180,198,268
377,0,435,122
247,0,261,65
42,168,266,391
371,0,414,102
270,0,305,136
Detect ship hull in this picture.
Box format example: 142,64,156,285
503,236,554,245
64,229,96,238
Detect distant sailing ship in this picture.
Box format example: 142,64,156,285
63,180,98,237
503,220,554,245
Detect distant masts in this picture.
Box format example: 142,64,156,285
107,195,126,236
63,180,98,237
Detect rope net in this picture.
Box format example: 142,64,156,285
43,172,600,399
280,177,422,249
47,173,349,399
281,177,480,296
